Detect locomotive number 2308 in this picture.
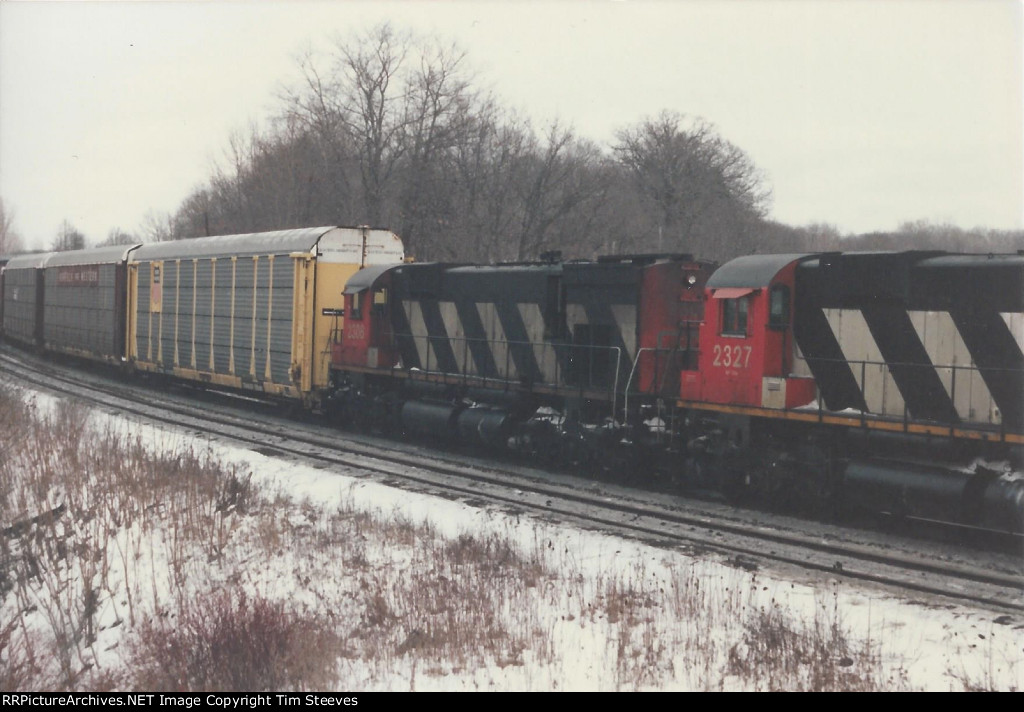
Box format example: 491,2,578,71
712,343,752,369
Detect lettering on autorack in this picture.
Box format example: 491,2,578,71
56,266,100,286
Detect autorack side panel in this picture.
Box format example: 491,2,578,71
2,253,51,347
213,259,234,375
138,254,301,397
132,257,150,361
129,229,330,399
194,259,213,373
0,255,8,337
232,257,257,379
179,260,197,370
127,227,405,402
42,245,139,363
269,255,297,385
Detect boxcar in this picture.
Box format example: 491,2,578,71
127,226,404,405
43,245,139,364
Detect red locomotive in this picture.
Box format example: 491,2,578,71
330,250,1024,533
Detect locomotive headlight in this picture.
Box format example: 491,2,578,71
687,274,697,285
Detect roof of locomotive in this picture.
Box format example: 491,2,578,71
914,252,1024,270
444,263,562,276
711,250,1023,290
706,253,817,289
343,263,403,294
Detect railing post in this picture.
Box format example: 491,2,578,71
611,347,621,421
950,366,957,438
817,382,823,423
588,343,595,389
903,364,910,432
860,360,867,427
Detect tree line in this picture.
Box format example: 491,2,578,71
141,24,775,263
4,24,1021,260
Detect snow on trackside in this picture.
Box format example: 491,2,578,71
2,382,1022,691
203,441,1024,691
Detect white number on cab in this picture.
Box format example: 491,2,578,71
712,344,752,369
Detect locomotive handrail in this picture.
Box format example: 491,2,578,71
397,331,624,414
794,354,1024,378
623,347,656,418
794,353,1023,435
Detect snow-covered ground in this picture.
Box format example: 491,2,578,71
2,384,1021,691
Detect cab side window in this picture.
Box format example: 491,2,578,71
721,297,748,337
769,285,789,329
372,287,388,317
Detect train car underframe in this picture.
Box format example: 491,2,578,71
677,407,1024,536
328,365,1024,536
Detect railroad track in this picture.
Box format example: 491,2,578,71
2,346,1022,613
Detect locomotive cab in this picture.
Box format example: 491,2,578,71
683,254,817,409
333,264,400,370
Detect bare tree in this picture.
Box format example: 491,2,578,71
208,121,346,233
614,111,771,259
280,49,357,215
338,24,411,225
98,227,137,246
278,24,413,230
0,197,25,254
52,220,86,252
513,122,607,261
160,29,790,265
139,210,175,242
174,187,220,237
396,39,477,256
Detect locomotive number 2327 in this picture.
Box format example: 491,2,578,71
712,343,752,369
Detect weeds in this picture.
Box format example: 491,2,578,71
726,601,909,691
0,387,259,689
128,589,337,691
0,381,1011,690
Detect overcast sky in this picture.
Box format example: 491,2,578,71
1,0,1021,251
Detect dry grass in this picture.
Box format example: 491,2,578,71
0,385,264,689
128,589,338,691
0,381,1008,691
725,601,907,691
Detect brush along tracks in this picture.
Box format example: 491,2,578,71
1,347,1022,614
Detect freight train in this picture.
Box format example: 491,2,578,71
2,226,1022,534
